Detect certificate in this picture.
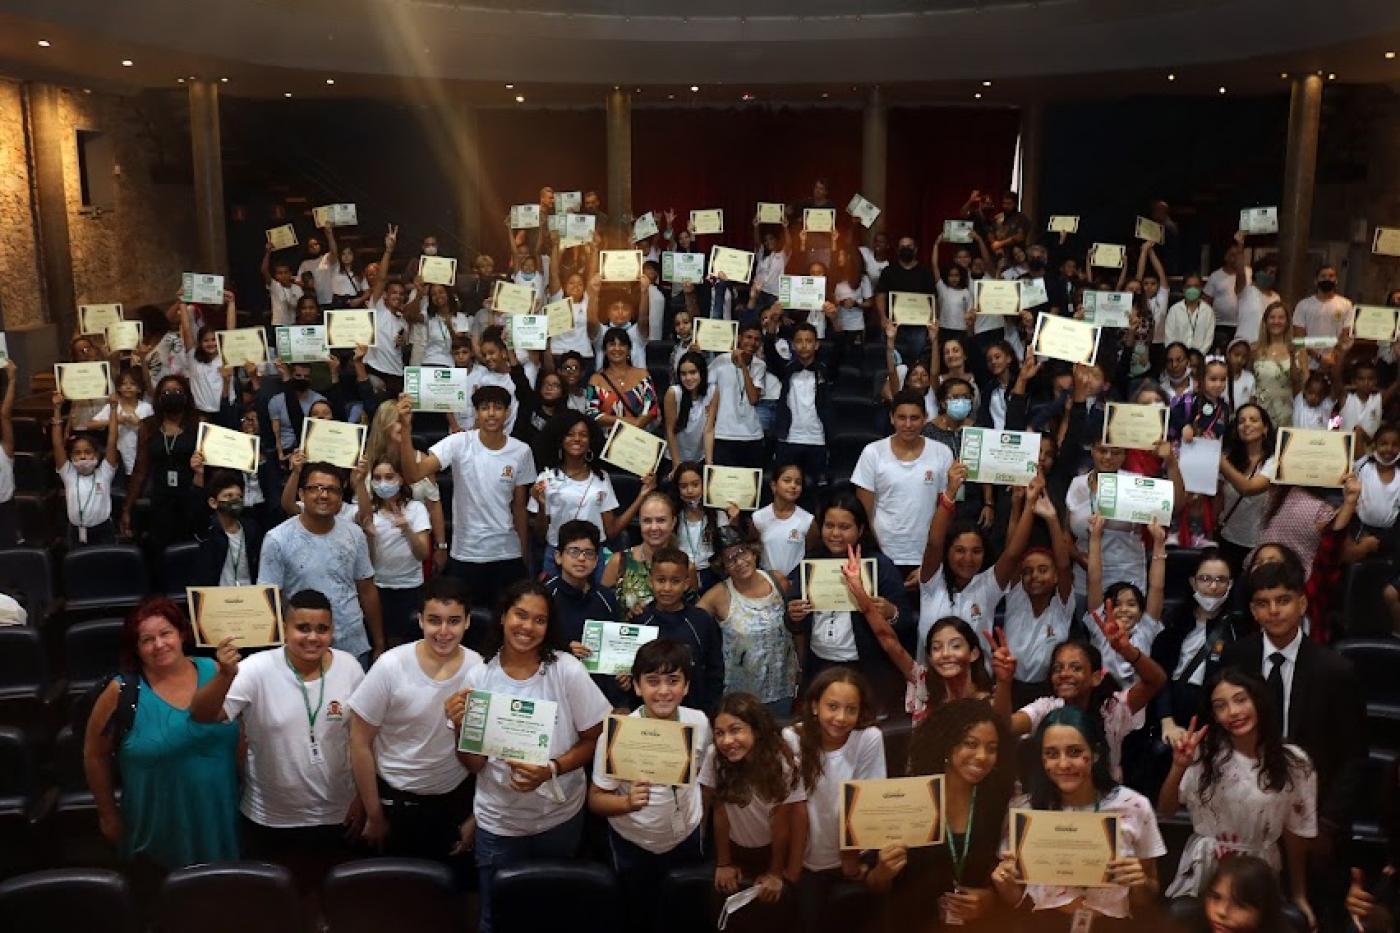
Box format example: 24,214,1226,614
547,214,567,235
703,465,762,510
690,209,724,236
419,256,458,286
54,361,111,401
266,224,297,250
1102,402,1167,450
662,252,706,284
1011,808,1121,888
196,421,260,473
960,428,1040,486
600,420,665,477
1374,227,1400,257
456,690,558,766
509,204,540,229
632,211,659,242
974,278,1020,316
1047,215,1080,234
1178,437,1223,496
756,202,786,225
490,280,537,315
803,208,836,234
275,325,328,363
1088,243,1126,269
1082,291,1134,327
563,213,596,246
324,309,377,348
1031,313,1101,365
708,246,754,284
1239,207,1278,235
1134,216,1164,244
840,776,944,850
889,292,934,326
509,314,548,351
1352,305,1398,342
1019,278,1049,309
778,275,826,312
800,558,877,612
105,320,143,353
581,621,659,676
78,303,124,336
405,366,470,413
846,194,881,229
188,584,284,648
216,327,269,366
600,250,643,283
1273,427,1352,488
544,299,575,337
556,190,583,213
181,272,225,304
603,714,697,786
1094,472,1174,525
692,317,738,353
0,334,8,366
299,418,367,469
942,220,973,243
313,203,357,227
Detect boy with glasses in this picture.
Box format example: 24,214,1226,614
545,520,625,703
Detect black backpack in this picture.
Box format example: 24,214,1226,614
71,670,141,746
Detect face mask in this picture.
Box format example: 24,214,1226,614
1194,589,1230,613
1376,451,1400,467
159,391,187,413
422,246,438,257
897,247,916,264
1317,279,1336,293
682,496,701,509
373,480,402,500
73,458,99,476
288,378,310,392
217,500,245,517
945,398,973,420
1254,272,1275,289
1028,258,1046,273
1183,286,1202,302
520,272,536,281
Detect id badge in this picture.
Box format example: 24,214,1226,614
1070,908,1094,933
939,894,964,926
166,470,180,487
78,525,88,544
308,741,325,765
669,803,688,839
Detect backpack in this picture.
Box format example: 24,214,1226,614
71,670,141,746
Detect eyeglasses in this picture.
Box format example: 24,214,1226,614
560,363,581,372
302,484,344,497
1195,574,1230,586
561,547,597,560
721,549,754,566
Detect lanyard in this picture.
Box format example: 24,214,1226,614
163,427,183,458
225,531,244,583
947,786,977,884
74,469,99,526
285,652,327,742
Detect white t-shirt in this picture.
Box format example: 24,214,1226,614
592,707,710,854
1148,287,1172,344
917,566,1007,656
752,505,814,577
709,354,766,442
220,527,253,586
364,299,408,376
1066,474,1146,599
810,606,859,661
465,651,612,837
268,280,304,327
1000,584,1074,683
859,247,889,283
369,499,432,588
835,278,872,333
527,468,620,547
851,438,953,565
698,745,806,848
457,367,520,434
1292,294,1354,338
1204,267,1249,327
935,280,971,331
1234,285,1277,343
1356,458,1400,528
418,313,461,368
429,430,537,563
225,647,365,827
347,643,480,795
1085,612,1163,688
58,460,116,527
0,449,14,505
186,356,227,414
1341,392,1383,438
1228,371,1256,410
785,370,825,445
92,401,154,474
547,289,593,359
756,249,788,297
667,384,712,464
1291,395,1332,430
512,270,547,302
783,726,886,871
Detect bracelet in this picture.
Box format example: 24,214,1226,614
548,758,560,779
1128,649,1144,664
938,493,956,513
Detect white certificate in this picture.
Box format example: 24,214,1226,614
1094,472,1174,525
1047,215,1080,234
299,418,367,469
79,303,124,336
405,366,471,413
1273,427,1352,488
216,327,269,367
196,421,260,473
889,292,935,327
456,690,559,766
600,250,643,283
779,275,826,312
846,194,881,229
600,420,665,477
632,211,659,242
509,314,549,351
105,320,143,353
490,280,537,315
1102,402,1168,450
942,220,974,243
313,203,357,227
547,214,567,235
1178,438,1223,495
419,256,458,286
1353,305,1399,342
0,334,8,366
1031,313,1101,365
275,325,328,363
1019,278,1049,310
181,272,225,304
801,558,877,612
266,224,298,250
703,465,763,511
662,252,706,284
1134,216,1164,244
324,309,377,349
960,428,1040,486
690,209,724,236
803,208,836,234
974,279,1020,316
1239,207,1278,235
708,246,754,284
544,299,575,337
54,361,111,401
1088,243,1126,269
692,317,738,353
580,621,659,676
1082,291,1134,327
562,213,596,246
1374,227,1400,257
756,202,786,225
509,204,541,229
556,190,583,213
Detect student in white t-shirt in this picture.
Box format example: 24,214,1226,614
707,321,768,469
545,237,599,368
447,581,612,933
357,459,432,648
189,590,365,891
262,242,305,327
363,225,411,396
179,292,237,416
52,387,120,548
89,367,154,475
751,463,814,577
1203,238,1250,336
1331,337,1386,453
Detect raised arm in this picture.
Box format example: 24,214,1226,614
1145,519,1166,620
1086,513,1106,611
993,475,1045,588
50,391,67,468
368,224,398,306
189,638,239,723
0,360,16,458
919,461,963,584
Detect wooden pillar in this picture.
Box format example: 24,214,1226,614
1278,75,1323,304
27,83,75,344
861,87,888,241
606,89,632,225
188,79,228,275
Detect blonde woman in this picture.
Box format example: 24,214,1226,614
1251,301,1305,429
364,400,448,573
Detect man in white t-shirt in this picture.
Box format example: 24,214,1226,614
706,321,767,468
752,217,789,309
1292,265,1354,367
859,232,891,283
1203,238,1250,342
358,225,414,395
262,242,305,328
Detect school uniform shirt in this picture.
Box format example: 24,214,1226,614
430,429,536,563
546,289,593,360
708,353,766,442
92,401,154,474
368,500,432,589
347,643,479,795
698,746,807,848
364,298,408,377
646,284,666,341
755,248,788,297
1204,267,1249,328
0,448,14,505
917,566,1006,658
527,468,620,547
418,314,461,368
1234,285,1278,342
1066,475,1146,600
1341,392,1383,437
186,356,227,414
591,321,647,370
751,504,814,577
835,278,872,333
858,247,889,283
851,438,953,565
784,369,825,446
935,280,971,331
268,280,304,327
1291,395,1332,430
329,266,367,305
466,651,612,837
1291,294,1354,338
666,384,713,465
592,707,710,854
59,460,117,528
1000,584,1074,684
1164,301,1215,353
1227,371,1257,411
512,270,547,302
783,725,886,871
1355,458,1400,529
224,647,365,828
1086,612,1163,688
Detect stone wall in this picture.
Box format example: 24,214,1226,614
0,80,42,330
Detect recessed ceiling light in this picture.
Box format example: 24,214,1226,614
188,75,196,80
82,88,91,94
820,92,829,99
37,40,50,48
177,78,185,84
515,94,525,103
1327,72,1336,80
220,77,229,83
690,85,699,92
740,92,754,101
284,92,293,98
974,92,983,99
981,80,992,87
1218,86,1227,94
325,78,335,85
1166,73,1176,81
505,83,514,89
1387,51,1397,60
667,94,674,100
1280,72,1289,79
120,59,133,67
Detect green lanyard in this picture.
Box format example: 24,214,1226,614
225,531,244,583
947,785,976,885
74,469,99,527
285,652,326,743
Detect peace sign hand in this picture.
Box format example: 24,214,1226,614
1090,597,1129,654
841,544,870,602
989,628,1017,682
1170,715,1208,769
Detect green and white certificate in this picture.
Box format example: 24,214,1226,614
960,428,1040,486
1094,472,1174,525
779,275,826,312
1082,291,1134,327
405,366,470,412
276,325,328,363
456,690,559,766
581,621,659,676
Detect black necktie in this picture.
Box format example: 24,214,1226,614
1267,651,1287,731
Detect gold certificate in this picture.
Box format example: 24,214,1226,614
690,209,724,236
703,465,762,511
300,418,367,470
216,327,269,366
105,320,143,353
544,299,575,336
602,714,697,786
419,256,458,286
1031,313,1101,365
600,420,665,477
491,280,538,315
889,292,934,326
1134,216,1164,244
188,584,284,647
1352,305,1398,342
1089,243,1126,269
708,246,754,284
840,776,944,850
266,224,298,250
1273,427,1352,488
692,318,738,353
803,208,836,234
1047,215,1080,234
79,303,124,336
800,558,877,613
600,250,643,283
1012,808,1121,888
1372,227,1400,257
324,309,377,349
197,424,257,475
975,279,1021,316
756,202,786,224
54,361,111,401
1102,402,1168,450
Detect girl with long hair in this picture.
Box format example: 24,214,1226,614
662,351,714,474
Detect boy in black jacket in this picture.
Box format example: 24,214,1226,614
191,469,264,587
763,320,839,486
633,547,724,716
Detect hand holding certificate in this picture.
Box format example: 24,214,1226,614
1134,216,1164,244
801,558,876,612
509,314,548,351
603,715,696,786
778,275,826,312
1047,215,1080,234
324,309,376,349
456,690,558,766
692,318,739,353
840,776,944,850
663,252,706,284
1102,402,1167,450
299,418,367,470
846,194,881,229
690,209,724,236
266,224,297,250
960,428,1040,486
419,256,458,286
276,325,328,363
313,203,357,227
600,420,665,477
803,208,836,234
196,422,260,473
1082,291,1133,327
756,202,786,225
405,366,470,413
942,220,973,243
1031,314,1101,365
54,361,111,401
1273,427,1352,487
216,327,269,367
544,299,575,337
889,292,934,326
509,204,541,229
1239,206,1278,235
105,320,143,353
708,247,754,284
632,211,659,242
1011,808,1121,887
1352,305,1398,342
188,585,284,647
181,273,225,304
1088,243,1126,269
79,303,123,336
582,621,659,676
1094,472,1174,525
704,465,763,510
600,250,643,283
490,280,537,315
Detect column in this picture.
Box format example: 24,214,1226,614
861,87,888,241
606,89,632,224
188,79,228,275
1018,99,1045,230
455,106,483,260
27,83,76,345
1278,75,1323,304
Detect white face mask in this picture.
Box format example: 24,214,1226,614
73,458,100,476
422,246,438,256
1376,451,1400,467
1193,588,1230,613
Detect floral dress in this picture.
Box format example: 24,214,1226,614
1252,356,1294,428
585,371,659,427
720,572,797,704
615,550,653,617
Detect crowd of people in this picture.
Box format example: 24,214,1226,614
8,179,1400,931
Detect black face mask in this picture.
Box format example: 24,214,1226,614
1028,258,1046,273
1317,280,1336,293
216,501,245,517
289,378,310,392
897,247,917,264
159,391,187,414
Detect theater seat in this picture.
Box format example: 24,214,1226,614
61,545,149,618
1164,548,1201,602
492,861,619,933
154,862,300,933
0,547,54,624
660,865,715,933
880,714,914,777
13,492,59,549
321,858,457,932
830,430,881,480
63,618,125,697
0,868,134,933
159,542,202,603
0,626,52,727
12,452,53,495
1352,749,1396,847
1340,559,1395,638
0,727,46,877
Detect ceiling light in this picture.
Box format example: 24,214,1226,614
1218,86,1227,94
1328,72,1336,80
974,92,983,99
505,83,514,89
220,77,229,83
120,59,133,67
820,92,829,99
667,94,674,100
37,40,50,48
82,88,91,94
325,78,335,85
515,94,525,103
1166,73,1175,81
690,85,699,92
1386,51,1396,60
740,92,754,101
177,78,185,84
981,80,992,87
1280,72,1288,79
284,92,293,98
188,75,196,80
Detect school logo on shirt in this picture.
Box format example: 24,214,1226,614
595,490,607,504
502,465,514,479
788,529,802,541
923,470,936,484
325,700,344,721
